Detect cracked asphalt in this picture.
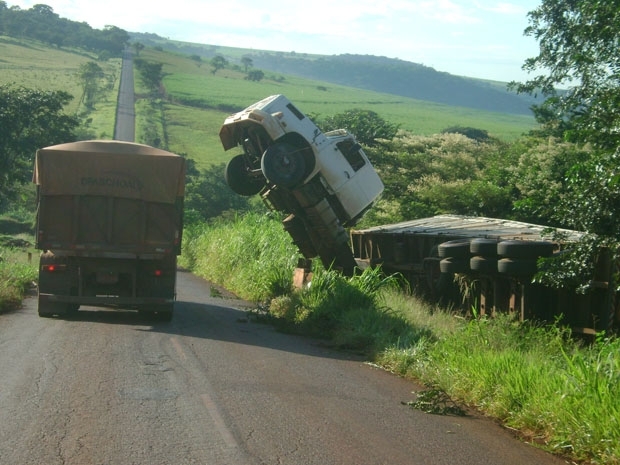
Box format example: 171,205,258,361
0,271,569,465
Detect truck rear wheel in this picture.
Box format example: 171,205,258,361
38,296,66,318
261,142,306,188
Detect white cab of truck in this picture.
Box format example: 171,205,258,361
219,94,384,274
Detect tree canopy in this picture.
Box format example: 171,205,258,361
0,2,128,56
0,84,79,209
512,0,620,149
511,1,620,290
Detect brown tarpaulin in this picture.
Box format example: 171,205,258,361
33,140,185,204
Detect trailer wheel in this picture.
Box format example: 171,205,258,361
470,256,498,274
438,239,471,259
440,257,470,274
470,238,499,257
497,240,556,259
225,154,264,196
497,258,538,276
261,142,306,188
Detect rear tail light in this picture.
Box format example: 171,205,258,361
154,269,163,277
42,264,67,272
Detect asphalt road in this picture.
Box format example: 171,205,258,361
0,270,569,465
114,48,135,142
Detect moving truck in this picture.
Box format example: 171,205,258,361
33,140,185,320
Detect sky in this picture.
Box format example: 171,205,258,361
8,0,543,83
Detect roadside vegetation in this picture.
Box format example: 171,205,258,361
181,212,620,465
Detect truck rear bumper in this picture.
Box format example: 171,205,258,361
38,293,174,307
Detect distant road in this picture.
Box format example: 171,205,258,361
114,48,135,142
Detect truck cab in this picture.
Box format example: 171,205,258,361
219,95,383,274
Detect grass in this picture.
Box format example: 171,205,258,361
0,246,38,313
181,212,620,465
0,35,121,139
179,212,300,301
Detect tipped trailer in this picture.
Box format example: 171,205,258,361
351,215,618,334
33,140,185,320
219,94,383,275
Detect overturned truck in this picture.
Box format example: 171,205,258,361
33,140,185,320
220,94,383,275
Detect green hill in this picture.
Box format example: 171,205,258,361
130,32,540,116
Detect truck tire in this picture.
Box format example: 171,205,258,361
225,154,264,196
470,238,499,257
438,239,471,259
261,142,306,188
497,258,538,276
470,256,498,274
38,296,66,318
497,240,556,259
439,257,470,273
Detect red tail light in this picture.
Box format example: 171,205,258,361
42,264,67,272
154,269,163,277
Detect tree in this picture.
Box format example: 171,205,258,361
210,55,227,75
134,59,163,93
512,1,620,293
511,0,620,150
184,162,254,221
77,61,104,109
132,42,144,56
245,69,264,82
0,84,79,210
241,56,253,72
319,109,399,146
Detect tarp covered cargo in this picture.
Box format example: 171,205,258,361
33,140,185,204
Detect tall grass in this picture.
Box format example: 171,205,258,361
379,312,620,464
0,247,37,313
180,212,300,301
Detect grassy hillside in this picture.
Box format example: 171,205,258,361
131,33,541,116
0,36,120,138
137,47,536,168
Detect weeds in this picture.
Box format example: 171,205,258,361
0,246,37,313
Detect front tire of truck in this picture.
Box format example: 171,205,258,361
225,154,265,196
261,142,306,189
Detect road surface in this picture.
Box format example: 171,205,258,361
0,270,569,465
114,49,135,142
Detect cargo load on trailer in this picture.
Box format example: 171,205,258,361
33,140,185,320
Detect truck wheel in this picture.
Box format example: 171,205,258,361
225,154,264,196
261,142,306,188
470,256,498,274
438,239,471,259
439,257,470,273
497,240,556,258
38,297,65,318
470,238,499,257
153,304,173,322
497,258,538,276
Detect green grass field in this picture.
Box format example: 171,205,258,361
0,36,121,138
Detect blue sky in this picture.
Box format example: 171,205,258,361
10,0,543,83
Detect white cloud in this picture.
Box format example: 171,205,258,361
8,0,542,81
